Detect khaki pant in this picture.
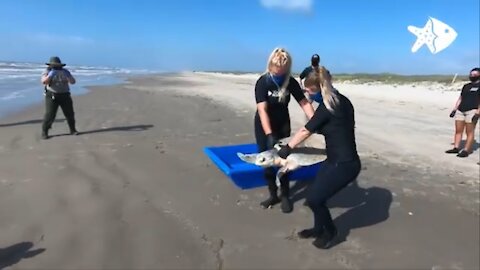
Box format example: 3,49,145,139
455,109,478,123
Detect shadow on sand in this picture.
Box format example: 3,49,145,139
48,124,155,138
0,242,45,269
290,179,393,248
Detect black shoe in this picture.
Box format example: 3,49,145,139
445,148,459,154
312,227,338,249
70,129,79,135
457,150,469,158
260,196,281,208
280,196,293,213
41,131,49,140
298,228,323,239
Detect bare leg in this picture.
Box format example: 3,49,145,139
454,120,465,149
464,123,477,153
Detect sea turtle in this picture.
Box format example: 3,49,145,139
237,145,326,187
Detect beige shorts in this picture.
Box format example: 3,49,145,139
455,109,478,123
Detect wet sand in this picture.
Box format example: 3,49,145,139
0,73,478,269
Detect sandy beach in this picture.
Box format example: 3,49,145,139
0,72,479,269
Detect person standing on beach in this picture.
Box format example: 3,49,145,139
40,56,79,139
446,67,480,158
254,47,315,213
276,66,361,249
299,54,322,103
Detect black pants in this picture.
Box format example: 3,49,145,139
306,158,361,231
42,91,76,133
254,113,291,197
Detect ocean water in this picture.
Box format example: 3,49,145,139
0,61,156,118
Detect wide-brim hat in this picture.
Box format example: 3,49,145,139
45,56,66,66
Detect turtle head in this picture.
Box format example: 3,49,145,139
237,150,277,167
254,150,277,167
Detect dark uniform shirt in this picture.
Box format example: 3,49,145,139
255,73,306,137
305,93,359,163
458,82,480,112
299,66,316,80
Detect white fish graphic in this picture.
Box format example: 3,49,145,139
408,17,457,54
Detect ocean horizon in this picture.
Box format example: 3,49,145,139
0,61,159,118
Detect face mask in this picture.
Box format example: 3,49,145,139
469,76,480,82
270,74,286,86
309,92,323,103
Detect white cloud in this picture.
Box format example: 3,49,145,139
260,0,313,11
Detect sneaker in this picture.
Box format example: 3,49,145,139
445,148,459,154
457,150,469,158
70,130,79,135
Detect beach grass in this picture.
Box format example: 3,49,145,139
197,70,468,85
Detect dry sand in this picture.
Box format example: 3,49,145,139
0,72,478,269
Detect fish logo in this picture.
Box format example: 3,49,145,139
408,17,457,54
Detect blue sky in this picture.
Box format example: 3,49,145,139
0,0,478,74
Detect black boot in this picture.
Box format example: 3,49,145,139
260,195,280,208
312,224,338,249
298,227,323,239
41,129,49,140
280,174,293,213
68,121,79,135
260,169,280,208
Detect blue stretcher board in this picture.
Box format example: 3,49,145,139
203,143,322,190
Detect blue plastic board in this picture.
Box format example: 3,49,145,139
203,143,322,190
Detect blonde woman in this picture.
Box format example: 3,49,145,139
254,47,315,213
277,66,361,249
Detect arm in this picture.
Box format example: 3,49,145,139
290,77,315,119
255,78,272,135
453,95,461,110
299,68,307,89
41,69,51,85
257,102,272,135
64,69,76,84
288,107,330,149
287,127,312,148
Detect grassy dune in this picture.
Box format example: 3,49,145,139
199,70,468,85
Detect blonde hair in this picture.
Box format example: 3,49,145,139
304,66,339,112
264,47,292,102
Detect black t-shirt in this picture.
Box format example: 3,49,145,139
458,82,480,112
255,73,306,135
304,93,359,163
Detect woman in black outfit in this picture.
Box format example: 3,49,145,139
445,67,480,158
277,66,361,249
254,47,315,213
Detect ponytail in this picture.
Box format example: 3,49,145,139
304,66,339,113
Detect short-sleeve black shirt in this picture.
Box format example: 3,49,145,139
458,82,480,112
304,93,359,163
255,73,306,135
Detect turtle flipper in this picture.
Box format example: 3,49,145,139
237,152,258,164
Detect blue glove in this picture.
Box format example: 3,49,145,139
47,70,58,78
309,92,323,103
